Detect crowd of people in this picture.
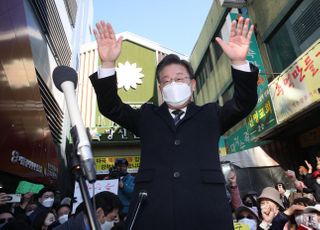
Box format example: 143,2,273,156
228,156,320,229
0,158,133,230
3,156,320,229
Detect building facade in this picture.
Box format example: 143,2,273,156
189,0,320,193
0,0,93,195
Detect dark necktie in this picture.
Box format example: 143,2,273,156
172,110,184,125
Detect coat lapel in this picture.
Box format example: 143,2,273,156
153,103,175,132
178,102,201,126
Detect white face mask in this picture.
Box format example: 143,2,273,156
58,214,68,224
295,214,303,226
162,82,192,107
42,197,54,208
100,220,114,230
238,218,257,230
316,178,320,184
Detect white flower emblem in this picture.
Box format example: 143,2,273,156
116,61,144,91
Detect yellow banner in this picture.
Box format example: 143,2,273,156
94,156,140,174
269,39,320,123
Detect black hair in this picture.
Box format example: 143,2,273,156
56,204,71,213
94,191,122,215
75,191,122,216
293,197,316,206
32,210,55,230
156,54,194,82
115,158,128,167
37,187,55,198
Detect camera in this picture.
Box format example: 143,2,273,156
6,194,22,203
108,166,121,179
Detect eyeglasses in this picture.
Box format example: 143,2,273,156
160,76,190,86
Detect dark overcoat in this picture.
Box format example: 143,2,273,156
90,66,258,230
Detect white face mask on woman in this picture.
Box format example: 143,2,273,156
238,218,257,230
162,82,192,107
100,220,114,230
58,214,69,224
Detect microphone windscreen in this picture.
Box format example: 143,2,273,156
53,65,78,92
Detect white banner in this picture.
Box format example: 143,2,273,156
268,39,320,123
72,179,118,213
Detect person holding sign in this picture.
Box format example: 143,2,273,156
90,16,258,229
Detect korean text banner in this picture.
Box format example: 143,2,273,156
269,39,320,124
95,156,140,174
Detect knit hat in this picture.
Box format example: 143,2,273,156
258,187,284,209
235,205,259,220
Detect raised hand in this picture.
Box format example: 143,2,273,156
284,204,305,216
305,160,313,173
215,16,254,65
0,193,9,206
93,21,123,68
285,170,297,181
316,156,320,170
227,169,237,187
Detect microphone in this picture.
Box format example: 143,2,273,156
138,191,148,200
53,66,96,183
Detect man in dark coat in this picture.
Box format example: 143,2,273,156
91,16,257,230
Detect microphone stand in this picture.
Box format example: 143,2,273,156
70,126,100,230
128,191,147,230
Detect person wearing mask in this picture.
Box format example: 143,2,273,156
29,187,55,224
295,204,320,229
285,197,313,229
55,191,122,230
235,205,259,230
48,198,71,229
90,16,258,230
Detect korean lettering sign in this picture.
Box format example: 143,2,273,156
225,126,255,154
269,39,320,124
246,88,277,138
95,156,140,174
